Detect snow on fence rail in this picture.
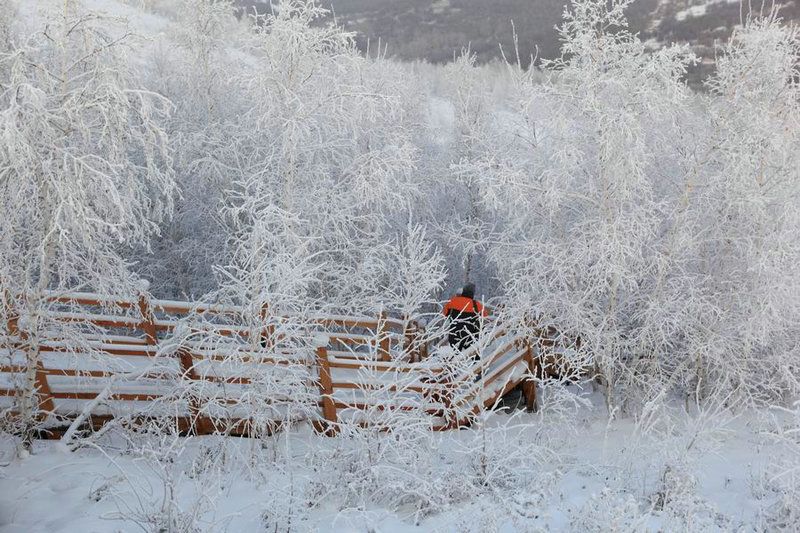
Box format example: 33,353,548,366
1,290,577,436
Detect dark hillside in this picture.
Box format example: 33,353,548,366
235,0,799,83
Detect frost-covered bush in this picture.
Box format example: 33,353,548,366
133,0,243,298
211,0,423,312
650,464,724,531
569,488,648,532
108,427,229,532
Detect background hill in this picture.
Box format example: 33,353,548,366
235,0,800,85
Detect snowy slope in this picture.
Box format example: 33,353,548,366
17,0,173,36
1,398,796,532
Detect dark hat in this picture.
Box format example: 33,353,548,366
462,283,476,299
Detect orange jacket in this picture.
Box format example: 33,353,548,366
442,296,487,317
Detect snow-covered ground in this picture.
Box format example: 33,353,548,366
2,390,798,532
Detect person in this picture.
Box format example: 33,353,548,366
442,283,487,354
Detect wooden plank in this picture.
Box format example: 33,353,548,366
50,297,135,309
41,290,136,307
157,324,252,337
82,336,150,346
326,358,442,373
177,347,213,435
315,346,338,435
327,334,377,346
460,329,508,363
3,366,116,379
199,375,252,385
36,344,157,357
330,382,428,393
474,336,521,374
137,296,159,346
522,344,539,412
378,311,390,362
479,349,528,389
50,391,165,401
312,318,380,329
482,376,523,410
328,360,401,371
150,301,241,315
42,310,141,324
330,400,442,413
3,364,260,386
438,374,526,431
40,314,141,329
325,350,380,361
259,303,274,350
451,347,528,408
194,353,296,366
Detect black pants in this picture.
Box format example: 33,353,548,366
448,316,480,357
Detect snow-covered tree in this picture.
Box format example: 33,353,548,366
172,0,238,123
221,0,421,313
132,0,242,298
0,0,17,52
427,52,508,296
479,0,697,412
691,14,800,403
0,0,175,448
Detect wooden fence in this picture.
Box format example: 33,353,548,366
0,290,575,437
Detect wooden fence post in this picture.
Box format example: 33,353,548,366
177,346,212,435
378,311,390,362
259,302,274,350
521,343,539,413
139,292,209,435
404,318,417,363
315,345,338,435
26,314,56,418
420,324,429,360
7,292,57,421
32,361,56,418
137,294,158,346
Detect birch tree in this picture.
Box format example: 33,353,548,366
227,0,421,313
0,1,175,449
